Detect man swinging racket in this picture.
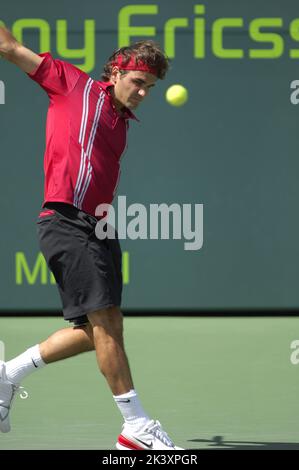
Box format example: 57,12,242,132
0,26,183,450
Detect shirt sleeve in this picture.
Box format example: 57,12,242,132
27,52,82,97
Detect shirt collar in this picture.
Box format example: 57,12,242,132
97,80,140,122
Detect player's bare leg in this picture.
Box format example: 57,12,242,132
87,307,133,395
87,306,183,450
39,324,95,363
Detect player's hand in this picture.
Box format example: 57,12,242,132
0,26,18,57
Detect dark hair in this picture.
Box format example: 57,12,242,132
101,40,170,81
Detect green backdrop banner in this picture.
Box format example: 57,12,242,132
0,0,298,312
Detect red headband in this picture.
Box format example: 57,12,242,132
112,55,158,77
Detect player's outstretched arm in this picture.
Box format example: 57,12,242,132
0,26,43,73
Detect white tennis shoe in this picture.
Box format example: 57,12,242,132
0,361,20,433
116,419,183,450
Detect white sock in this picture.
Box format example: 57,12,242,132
113,389,150,429
5,345,46,385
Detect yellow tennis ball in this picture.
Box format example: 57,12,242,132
166,84,188,107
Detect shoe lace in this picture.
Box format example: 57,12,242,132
146,420,174,447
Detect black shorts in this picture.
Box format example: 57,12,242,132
36,202,123,325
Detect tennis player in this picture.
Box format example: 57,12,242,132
0,26,183,450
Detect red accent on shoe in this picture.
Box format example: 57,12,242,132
118,434,144,450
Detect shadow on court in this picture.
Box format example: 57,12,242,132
188,436,299,450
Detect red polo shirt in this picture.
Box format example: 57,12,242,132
28,53,138,216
